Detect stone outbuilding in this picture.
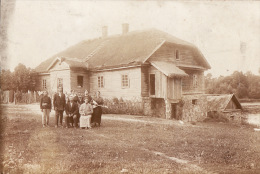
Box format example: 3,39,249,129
206,94,243,121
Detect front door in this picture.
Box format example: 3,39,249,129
150,74,155,96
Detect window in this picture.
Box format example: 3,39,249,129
150,74,155,95
77,76,83,87
42,79,47,89
192,99,198,105
176,50,180,60
57,78,63,88
121,74,129,88
193,74,198,88
98,76,104,88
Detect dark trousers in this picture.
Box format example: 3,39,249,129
73,114,80,127
64,115,74,127
55,110,63,126
64,114,79,127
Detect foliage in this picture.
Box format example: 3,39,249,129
0,63,36,92
0,69,15,90
103,97,143,115
205,71,260,99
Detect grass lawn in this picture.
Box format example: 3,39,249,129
1,104,260,174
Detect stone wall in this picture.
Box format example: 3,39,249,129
182,94,207,122
142,97,166,118
151,98,166,118
165,99,172,119
142,94,208,121
142,97,152,116
223,111,244,123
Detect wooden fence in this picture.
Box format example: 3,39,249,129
0,90,42,104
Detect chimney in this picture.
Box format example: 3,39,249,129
102,26,108,38
122,23,129,35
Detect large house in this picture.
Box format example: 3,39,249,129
35,24,211,121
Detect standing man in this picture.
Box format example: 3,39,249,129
53,87,66,128
40,91,52,127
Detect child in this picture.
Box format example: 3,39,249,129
40,91,52,127
79,96,93,129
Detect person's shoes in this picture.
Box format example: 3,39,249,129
43,125,46,128
55,125,58,128
65,126,68,129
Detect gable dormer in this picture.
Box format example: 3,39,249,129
147,42,209,70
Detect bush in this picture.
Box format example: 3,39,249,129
102,97,143,115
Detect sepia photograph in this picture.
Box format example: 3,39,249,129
1,0,260,173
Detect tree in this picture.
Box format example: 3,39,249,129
204,71,260,99
11,63,36,92
1,63,36,92
0,69,15,90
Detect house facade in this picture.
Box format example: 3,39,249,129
35,24,211,121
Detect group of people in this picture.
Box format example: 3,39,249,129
40,87,104,129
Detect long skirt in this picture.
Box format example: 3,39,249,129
92,106,102,125
80,115,91,128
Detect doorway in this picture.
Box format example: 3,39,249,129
171,103,178,120
150,74,155,95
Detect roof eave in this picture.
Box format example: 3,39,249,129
90,62,142,71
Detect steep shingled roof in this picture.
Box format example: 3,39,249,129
207,94,242,112
35,29,210,73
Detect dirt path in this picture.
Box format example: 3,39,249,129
1,104,222,173
6,103,188,126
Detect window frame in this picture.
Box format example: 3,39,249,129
42,79,47,89
192,99,198,105
193,74,198,88
98,76,104,88
121,74,130,89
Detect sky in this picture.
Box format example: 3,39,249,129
4,0,260,77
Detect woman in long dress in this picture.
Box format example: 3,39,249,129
92,91,104,127
79,96,93,129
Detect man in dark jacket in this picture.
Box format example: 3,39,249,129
40,91,52,127
65,95,79,128
53,87,66,128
